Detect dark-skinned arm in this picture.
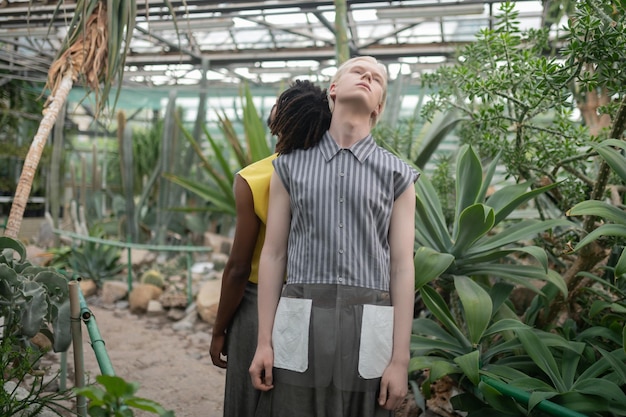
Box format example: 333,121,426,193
210,174,261,368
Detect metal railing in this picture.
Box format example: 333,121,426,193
54,228,213,305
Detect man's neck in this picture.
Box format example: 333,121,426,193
328,108,372,148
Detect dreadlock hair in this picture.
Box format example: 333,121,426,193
270,79,332,155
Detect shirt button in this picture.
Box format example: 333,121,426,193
339,249,344,254
339,172,345,176
339,223,343,228
339,198,344,203
338,276,343,282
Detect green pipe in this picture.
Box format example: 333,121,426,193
54,228,213,307
481,376,588,417
186,252,192,306
78,288,115,376
69,281,87,416
53,228,214,252
127,237,133,293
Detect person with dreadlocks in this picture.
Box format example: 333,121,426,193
250,56,419,417
209,79,331,417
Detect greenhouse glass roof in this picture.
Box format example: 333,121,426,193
1,1,546,88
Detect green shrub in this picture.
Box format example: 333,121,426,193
75,375,174,417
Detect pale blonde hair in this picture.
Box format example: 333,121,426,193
328,56,388,126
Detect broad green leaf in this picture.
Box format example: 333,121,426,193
430,359,460,380
583,348,626,382
462,262,550,281
74,386,105,402
577,326,623,347
481,365,532,382
420,285,472,350
528,391,558,413
599,139,626,152
412,318,459,345
555,391,612,413
455,248,529,266
460,246,548,272
515,246,549,272
34,270,69,303
415,197,450,251
567,200,626,224
477,379,521,413
477,150,502,203
452,204,495,256
96,375,139,398
0,263,20,288
489,282,514,313
454,276,492,344
413,247,454,289
561,342,585,389
0,236,26,261
595,143,626,182
415,177,453,250
415,114,465,169
482,339,525,362
544,269,568,298
454,145,483,237
485,181,532,212
615,249,626,277
410,336,466,356
516,329,566,392
453,349,480,385
409,355,446,373
20,281,48,337
483,319,529,336
572,379,626,403
508,376,555,392
487,181,559,225
467,219,573,255
51,300,71,352
575,224,626,250
125,397,173,414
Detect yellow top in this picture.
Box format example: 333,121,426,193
237,153,278,284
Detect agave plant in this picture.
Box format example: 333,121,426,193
413,144,572,293
164,83,272,217
411,276,626,416
375,109,466,171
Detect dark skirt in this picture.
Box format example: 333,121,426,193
224,282,262,417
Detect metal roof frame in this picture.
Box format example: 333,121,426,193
0,1,545,88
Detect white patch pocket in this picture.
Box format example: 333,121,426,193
272,297,312,373
358,304,394,379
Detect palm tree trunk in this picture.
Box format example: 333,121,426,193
334,0,350,65
3,71,74,239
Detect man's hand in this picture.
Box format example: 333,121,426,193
249,344,275,391
378,361,408,410
209,332,227,368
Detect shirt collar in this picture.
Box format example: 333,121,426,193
318,131,377,163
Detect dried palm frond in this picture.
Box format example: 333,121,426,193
45,0,136,115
